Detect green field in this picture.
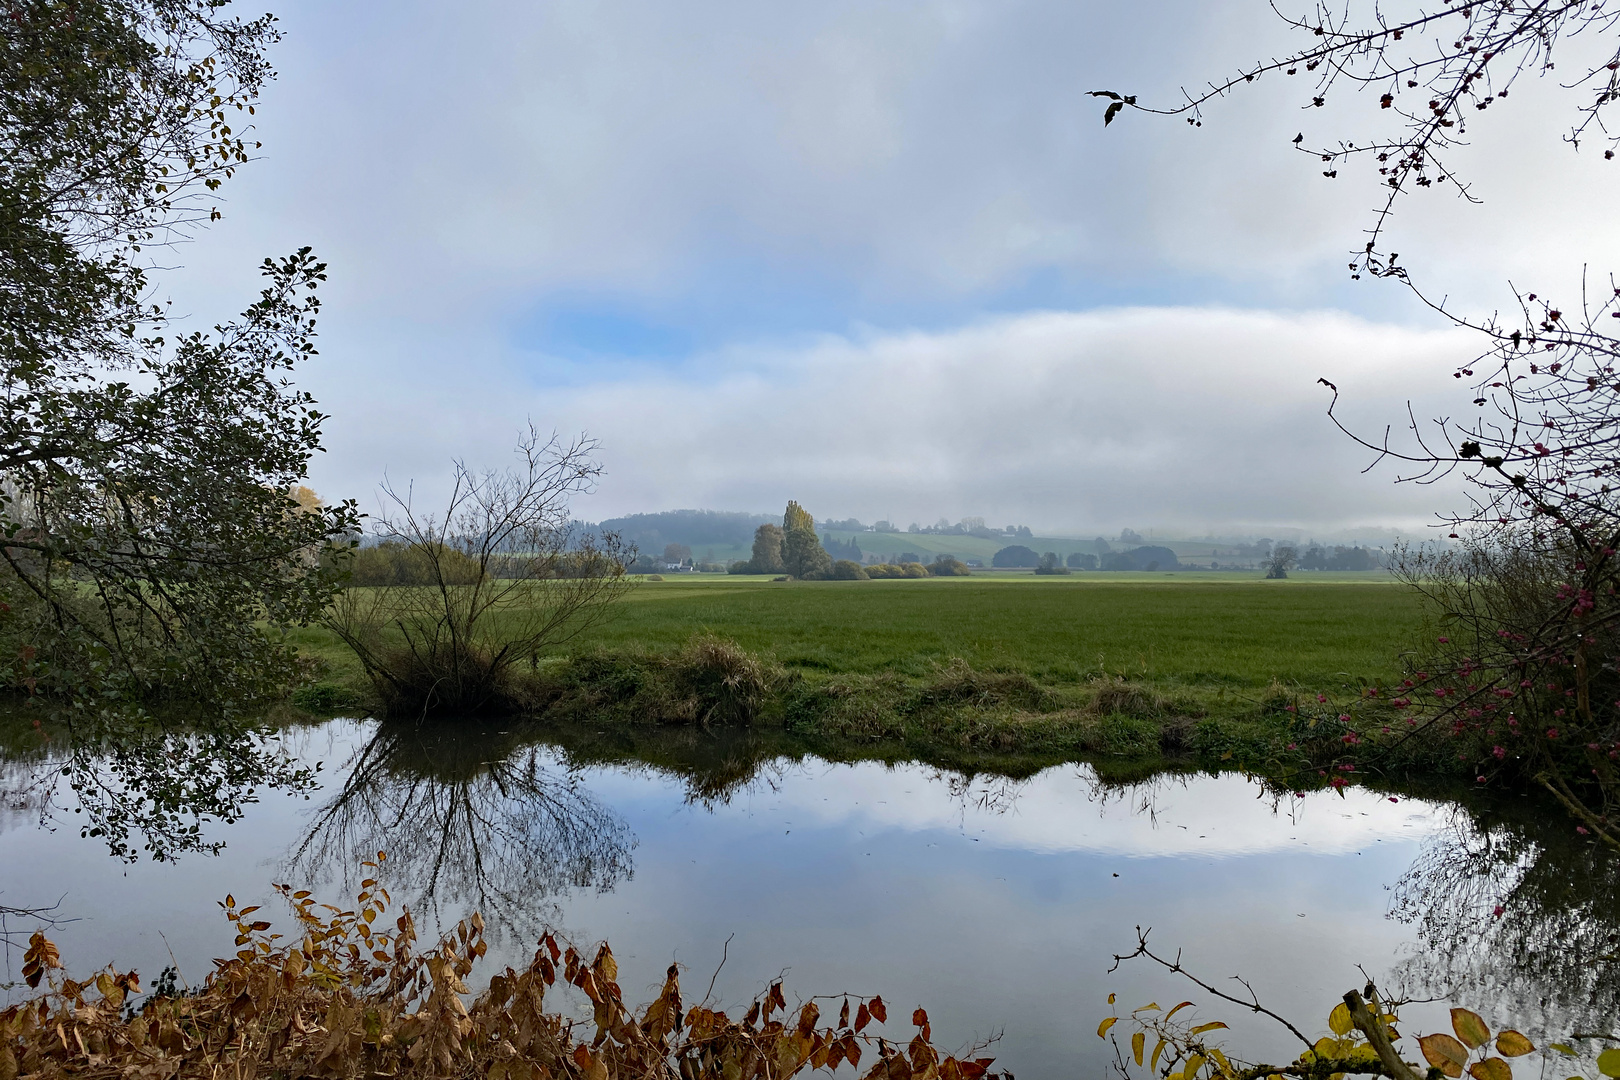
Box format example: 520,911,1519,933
531,575,1422,690
290,574,1434,777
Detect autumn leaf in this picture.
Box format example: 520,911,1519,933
1191,1022,1229,1036
1098,1017,1118,1038
1495,1031,1534,1058
1329,1002,1355,1036
1452,1008,1491,1049
1133,1031,1146,1066
1421,1033,1471,1078
1468,1057,1512,1080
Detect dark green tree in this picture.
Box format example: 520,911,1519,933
780,501,831,579
748,524,786,574
0,1,359,862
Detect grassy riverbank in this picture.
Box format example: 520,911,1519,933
290,576,1437,783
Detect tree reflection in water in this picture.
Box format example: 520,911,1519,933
1387,795,1620,1033
286,720,634,939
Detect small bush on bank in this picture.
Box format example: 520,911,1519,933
927,557,970,576
532,636,781,727
831,560,869,580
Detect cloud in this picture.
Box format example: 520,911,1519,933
309,305,1476,534
146,0,1605,534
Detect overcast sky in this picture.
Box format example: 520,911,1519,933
167,0,1620,536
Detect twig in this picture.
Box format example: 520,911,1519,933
1109,928,1314,1049
703,933,734,1006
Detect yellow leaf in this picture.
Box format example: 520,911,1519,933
1153,1039,1168,1071
1211,1049,1236,1078
1184,1053,1206,1080
1421,1033,1471,1078
1191,1022,1229,1037
1330,1003,1355,1036
1098,1017,1118,1039
1598,1048,1620,1078
1138,1003,1162,1013
1496,1032,1534,1058
1452,1009,1491,1050
1470,1058,1512,1080
1133,1032,1145,1066
1109,993,1117,1005
1166,1002,1197,1021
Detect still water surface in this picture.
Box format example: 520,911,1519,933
1,718,1606,1076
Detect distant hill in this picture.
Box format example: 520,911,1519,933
582,509,775,557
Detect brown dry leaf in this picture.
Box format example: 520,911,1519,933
1421,1033,1471,1078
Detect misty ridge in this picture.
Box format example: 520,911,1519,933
563,509,1395,574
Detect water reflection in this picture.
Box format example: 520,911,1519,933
5,703,1618,1048
287,720,635,937
1388,795,1620,1032
0,707,316,862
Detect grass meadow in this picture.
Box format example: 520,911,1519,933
292,573,1425,697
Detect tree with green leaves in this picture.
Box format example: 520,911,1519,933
0,0,359,863
781,502,832,579
747,524,786,574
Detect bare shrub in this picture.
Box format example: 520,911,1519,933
325,428,634,718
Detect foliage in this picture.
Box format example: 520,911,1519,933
1098,934,1614,1080
992,546,1039,568
0,247,359,708
783,501,815,534
831,560,869,580
781,503,833,580
348,541,484,587
0,863,1000,1080
928,557,971,577
866,563,931,579
1386,533,1620,847
1035,552,1071,576
0,0,360,707
738,524,786,575
1092,0,1620,837
324,429,634,718
1069,552,1099,570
